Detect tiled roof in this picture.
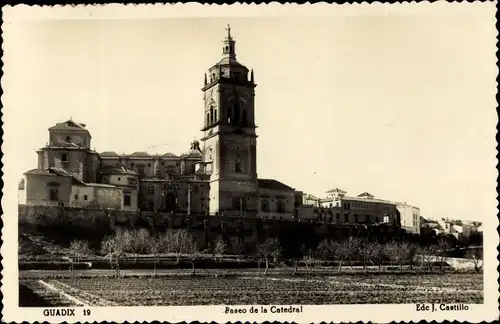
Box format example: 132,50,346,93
129,151,152,157
100,151,120,157
49,119,89,132
218,58,248,70
162,152,179,158
24,168,85,185
181,150,203,159
24,169,55,176
258,179,295,191
342,195,395,205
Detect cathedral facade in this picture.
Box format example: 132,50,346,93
19,26,301,221
18,26,402,228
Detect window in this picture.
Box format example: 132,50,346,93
49,188,59,201
206,113,210,125
242,109,248,125
214,109,217,122
124,194,131,207
61,154,68,162
329,203,333,208
233,102,240,124
344,213,349,222
233,197,242,211
210,106,214,124
84,195,88,200
277,200,285,213
74,194,78,200
117,177,121,181
261,199,269,212
66,136,71,142
235,160,242,173
148,186,155,194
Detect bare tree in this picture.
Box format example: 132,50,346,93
257,237,281,278
68,239,91,274
148,233,169,277
126,228,151,263
358,240,378,272
170,229,191,264
465,248,483,273
101,230,129,278
420,244,437,271
186,235,201,276
370,242,386,270
335,237,360,272
213,235,227,263
302,246,316,274
236,241,246,264
317,239,336,267
384,241,410,272
436,238,452,271
405,243,419,270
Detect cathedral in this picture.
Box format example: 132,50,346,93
19,26,303,221
18,26,404,229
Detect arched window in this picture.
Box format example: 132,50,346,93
206,113,210,126
233,102,240,124
210,106,214,124
242,108,248,125
214,109,217,122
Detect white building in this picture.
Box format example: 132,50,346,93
396,202,421,234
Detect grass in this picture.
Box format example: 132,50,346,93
19,270,483,307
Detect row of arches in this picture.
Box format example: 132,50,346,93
206,103,250,127
206,107,218,126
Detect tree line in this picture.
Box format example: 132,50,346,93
66,229,483,277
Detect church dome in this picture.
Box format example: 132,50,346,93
181,140,203,159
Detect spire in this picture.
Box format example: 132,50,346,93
204,73,207,86
222,24,236,59
250,69,254,83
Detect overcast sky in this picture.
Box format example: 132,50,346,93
2,3,497,222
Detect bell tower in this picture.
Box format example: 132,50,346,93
201,25,258,217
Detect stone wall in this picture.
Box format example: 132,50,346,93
18,204,405,256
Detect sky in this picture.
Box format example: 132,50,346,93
2,3,498,222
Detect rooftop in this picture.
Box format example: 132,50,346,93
24,167,86,185
342,195,395,205
49,119,89,133
357,192,374,198
258,179,295,191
